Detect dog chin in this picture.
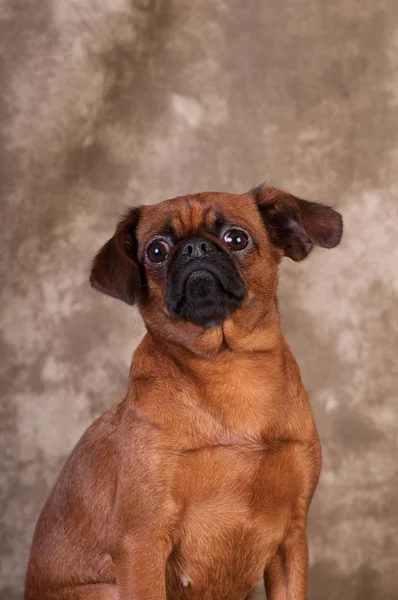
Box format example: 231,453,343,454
173,300,240,329
167,270,246,329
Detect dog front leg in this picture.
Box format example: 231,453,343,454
263,528,308,600
114,535,172,600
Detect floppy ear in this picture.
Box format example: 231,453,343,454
90,207,142,305
251,185,343,261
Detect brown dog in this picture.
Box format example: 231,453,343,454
25,185,343,600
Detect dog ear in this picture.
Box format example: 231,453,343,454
90,207,142,305
251,185,343,261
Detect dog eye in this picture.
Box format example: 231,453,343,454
146,240,169,264
223,229,249,251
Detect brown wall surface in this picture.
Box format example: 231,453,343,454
1,1,397,598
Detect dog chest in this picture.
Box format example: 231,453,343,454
166,442,299,598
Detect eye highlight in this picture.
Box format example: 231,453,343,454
146,240,170,264
223,229,249,251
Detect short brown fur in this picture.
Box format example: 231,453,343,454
25,186,343,600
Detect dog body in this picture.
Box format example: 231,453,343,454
25,187,342,600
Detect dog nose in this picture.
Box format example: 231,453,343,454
181,238,213,259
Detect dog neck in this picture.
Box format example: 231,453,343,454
142,296,283,358
134,299,285,385
126,303,313,444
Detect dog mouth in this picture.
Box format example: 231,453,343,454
184,267,243,300
165,261,247,328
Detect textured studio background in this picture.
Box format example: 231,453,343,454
1,1,398,599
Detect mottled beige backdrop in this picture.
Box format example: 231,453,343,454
1,1,398,599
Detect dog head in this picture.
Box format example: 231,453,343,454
90,186,343,349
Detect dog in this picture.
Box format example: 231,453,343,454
25,184,343,600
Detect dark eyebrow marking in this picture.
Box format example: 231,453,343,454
158,220,177,241
207,212,227,236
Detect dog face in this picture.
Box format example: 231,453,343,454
163,231,247,328
90,185,343,346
